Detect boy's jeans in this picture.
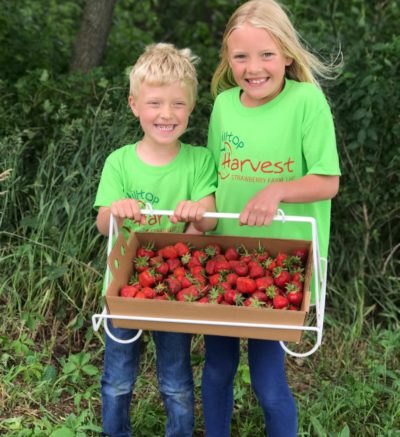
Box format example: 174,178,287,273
101,321,194,437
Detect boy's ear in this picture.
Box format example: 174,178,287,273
128,95,139,117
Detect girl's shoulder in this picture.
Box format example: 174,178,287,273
286,80,330,111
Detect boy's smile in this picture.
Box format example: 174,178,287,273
129,81,193,150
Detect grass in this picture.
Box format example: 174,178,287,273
0,317,399,436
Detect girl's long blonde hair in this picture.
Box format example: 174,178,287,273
211,0,340,97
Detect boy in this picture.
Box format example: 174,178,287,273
94,43,217,437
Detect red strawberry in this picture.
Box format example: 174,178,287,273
208,287,224,304
149,255,163,266
190,265,205,276
224,247,240,261
236,277,257,294
273,268,291,288
165,276,182,295
161,245,179,259
120,285,139,298
192,250,208,264
288,305,299,311
215,260,231,273
138,270,156,287
251,290,269,302
155,293,168,300
275,252,288,267
244,297,265,308
249,263,264,279
142,287,156,299
204,243,222,256
137,243,155,258
291,248,308,265
198,296,210,303
205,259,217,275
264,258,276,272
223,289,240,305
173,266,186,277
166,258,181,272
134,291,146,299
233,261,249,277
174,242,190,257
240,254,253,264
255,276,274,291
155,262,169,276
134,256,150,273
273,295,289,309
209,273,222,286
176,286,199,302
226,272,238,287
180,275,193,288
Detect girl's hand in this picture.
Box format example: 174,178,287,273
239,183,283,227
170,200,206,224
110,199,146,225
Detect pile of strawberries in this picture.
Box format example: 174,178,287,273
119,241,308,310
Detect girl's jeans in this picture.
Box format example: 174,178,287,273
101,321,194,437
202,336,297,437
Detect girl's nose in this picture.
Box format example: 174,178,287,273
247,57,262,74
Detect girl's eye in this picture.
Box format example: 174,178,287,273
262,52,273,59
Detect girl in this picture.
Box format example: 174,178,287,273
202,1,341,436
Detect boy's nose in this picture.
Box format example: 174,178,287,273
160,105,172,119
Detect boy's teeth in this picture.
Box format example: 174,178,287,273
157,125,174,131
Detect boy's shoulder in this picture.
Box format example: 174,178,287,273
106,143,136,161
180,142,213,160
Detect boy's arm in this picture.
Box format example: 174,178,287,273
240,174,339,227
96,199,146,236
171,194,217,234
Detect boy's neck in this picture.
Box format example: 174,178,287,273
136,140,181,166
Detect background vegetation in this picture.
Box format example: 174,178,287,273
0,0,399,435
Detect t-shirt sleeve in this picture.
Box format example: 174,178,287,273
93,153,125,210
191,147,218,202
303,97,341,177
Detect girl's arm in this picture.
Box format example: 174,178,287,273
170,194,218,234
240,174,339,227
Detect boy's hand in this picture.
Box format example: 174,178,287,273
110,199,146,225
239,184,283,227
170,200,206,224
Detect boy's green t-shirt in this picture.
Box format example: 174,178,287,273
94,142,217,233
207,79,341,261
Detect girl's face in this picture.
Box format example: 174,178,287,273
227,23,293,107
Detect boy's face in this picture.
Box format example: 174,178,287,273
129,81,193,149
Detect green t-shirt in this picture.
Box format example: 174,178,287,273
94,142,217,233
207,79,341,261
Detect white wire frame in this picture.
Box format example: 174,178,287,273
92,209,328,357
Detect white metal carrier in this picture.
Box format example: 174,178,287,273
92,209,328,358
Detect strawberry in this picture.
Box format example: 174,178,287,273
209,273,222,286
149,255,163,266
155,262,169,276
137,243,155,258
226,272,239,287
208,287,224,304
138,270,156,287
286,283,303,307
223,289,240,305
273,268,291,288
205,259,217,275
120,284,139,298
224,247,240,261
291,248,308,265
236,277,257,294
174,242,190,257
251,290,269,302
244,297,265,308
254,245,270,263
134,256,150,273
176,286,199,302
134,291,146,299
249,263,264,279
255,276,274,291
155,293,168,300
192,250,208,264
166,258,181,272
173,266,186,277
190,265,205,276
204,243,222,256
288,305,299,311
275,252,288,267
142,287,156,299
161,245,179,259
165,276,182,295
273,294,289,309
180,275,193,288
198,296,210,303
215,260,231,273
264,257,276,272
233,261,249,277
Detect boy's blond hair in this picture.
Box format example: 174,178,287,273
129,43,199,107
212,0,341,97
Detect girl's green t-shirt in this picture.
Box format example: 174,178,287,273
207,79,341,262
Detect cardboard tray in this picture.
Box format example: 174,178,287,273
104,231,312,342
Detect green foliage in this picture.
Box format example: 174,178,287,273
0,0,399,435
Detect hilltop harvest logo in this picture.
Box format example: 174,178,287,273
126,189,162,226
218,141,295,182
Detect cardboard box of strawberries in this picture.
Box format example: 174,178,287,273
105,230,312,342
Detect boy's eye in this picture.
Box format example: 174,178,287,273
174,102,186,107
233,54,246,60
148,101,160,106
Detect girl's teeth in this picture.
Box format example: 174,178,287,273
248,79,266,84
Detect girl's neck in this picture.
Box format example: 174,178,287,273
136,140,180,166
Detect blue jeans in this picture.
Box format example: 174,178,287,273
202,336,297,437
101,321,194,437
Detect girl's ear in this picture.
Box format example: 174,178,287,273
285,57,294,67
128,95,139,117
